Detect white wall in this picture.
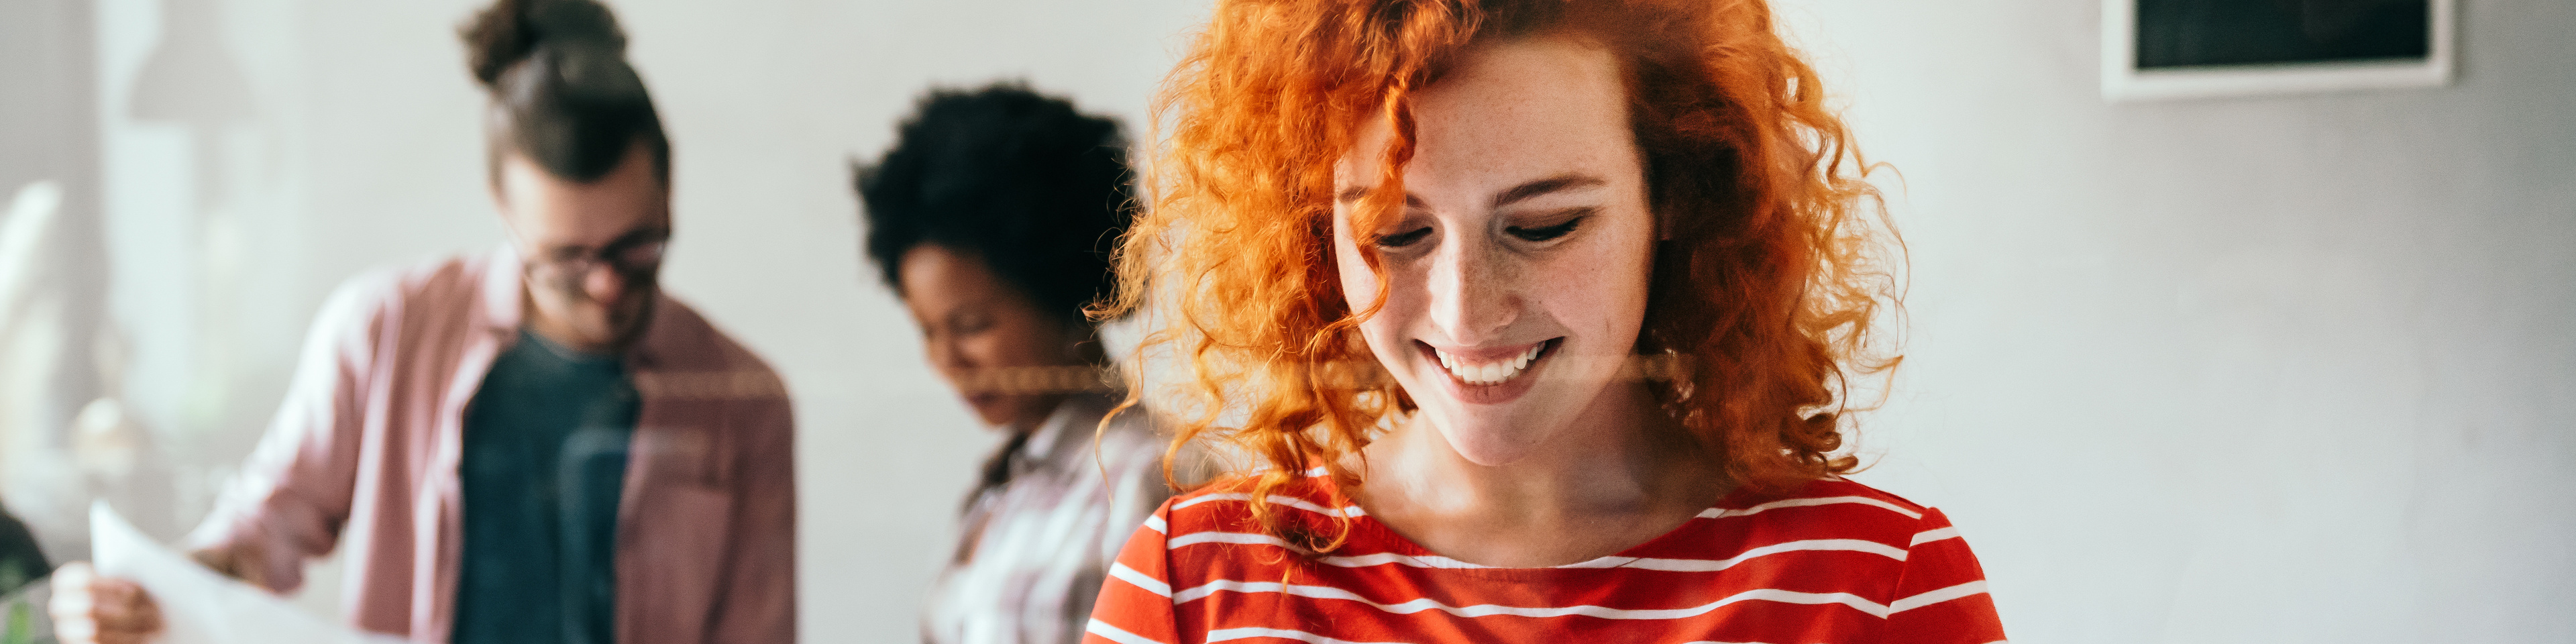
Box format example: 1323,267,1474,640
1772,1,2576,642
40,0,2574,641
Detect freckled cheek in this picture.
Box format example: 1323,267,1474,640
1356,265,1440,356
1534,250,1652,351
1332,239,1411,366
1330,228,1379,313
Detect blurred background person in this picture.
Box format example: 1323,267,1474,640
44,0,797,643
855,83,1201,644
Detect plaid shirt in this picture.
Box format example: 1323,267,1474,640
922,394,1185,644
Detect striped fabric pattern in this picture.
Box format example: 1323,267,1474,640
1084,474,2005,644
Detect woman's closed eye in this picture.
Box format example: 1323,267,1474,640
1505,213,1589,242
1374,226,1435,249
948,311,995,336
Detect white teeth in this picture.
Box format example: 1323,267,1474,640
1432,343,1548,386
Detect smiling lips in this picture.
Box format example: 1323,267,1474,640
1432,340,1553,386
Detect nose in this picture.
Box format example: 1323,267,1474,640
1426,236,1519,344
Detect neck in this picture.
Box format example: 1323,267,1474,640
1010,393,1073,435
1360,382,1719,527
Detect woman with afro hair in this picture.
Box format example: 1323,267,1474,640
857,83,1209,644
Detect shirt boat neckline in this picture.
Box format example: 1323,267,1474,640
1320,478,1770,575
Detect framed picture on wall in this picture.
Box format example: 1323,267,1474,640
2101,0,2455,101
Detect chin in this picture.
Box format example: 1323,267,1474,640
1407,368,1613,468
602,293,657,343
1421,408,1552,466
972,392,1053,431
965,400,1010,428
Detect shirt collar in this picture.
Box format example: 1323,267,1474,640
1014,392,1118,472
478,242,526,333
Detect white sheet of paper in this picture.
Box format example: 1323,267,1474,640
89,502,407,644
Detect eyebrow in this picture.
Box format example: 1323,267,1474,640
1335,185,1424,209
1334,174,1607,209
1491,174,1607,208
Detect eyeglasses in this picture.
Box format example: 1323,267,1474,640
515,229,669,296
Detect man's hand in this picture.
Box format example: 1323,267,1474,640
46,561,164,644
187,546,266,589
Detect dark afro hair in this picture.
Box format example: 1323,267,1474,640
855,83,1134,325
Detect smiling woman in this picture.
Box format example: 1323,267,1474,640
1117,0,1902,530
1329,36,1664,471
1087,1,1996,643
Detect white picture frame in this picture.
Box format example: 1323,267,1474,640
2101,0,2456,102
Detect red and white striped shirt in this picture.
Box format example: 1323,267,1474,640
1083,474,2004,644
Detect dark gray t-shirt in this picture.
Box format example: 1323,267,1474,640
452,328,636,644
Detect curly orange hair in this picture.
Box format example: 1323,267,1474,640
1106,0,1900,550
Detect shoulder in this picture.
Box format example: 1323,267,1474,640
1703,476,1951,548
308,254,489,344
1156,470,1350,539
1089,402,1222,483
1088,399,1166,460
1730,476,1933,517
1722,480,2002,631
323,254,479,316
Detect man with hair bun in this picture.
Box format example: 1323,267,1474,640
47,1,796,643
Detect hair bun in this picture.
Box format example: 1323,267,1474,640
461,0,629,89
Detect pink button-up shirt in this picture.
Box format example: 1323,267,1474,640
187,248,796,643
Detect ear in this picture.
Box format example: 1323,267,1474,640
485,139,514,214
490,198,515,241
488,168,517,223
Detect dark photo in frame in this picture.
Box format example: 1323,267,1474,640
2136,0,2431,69
2101,0,2453,101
